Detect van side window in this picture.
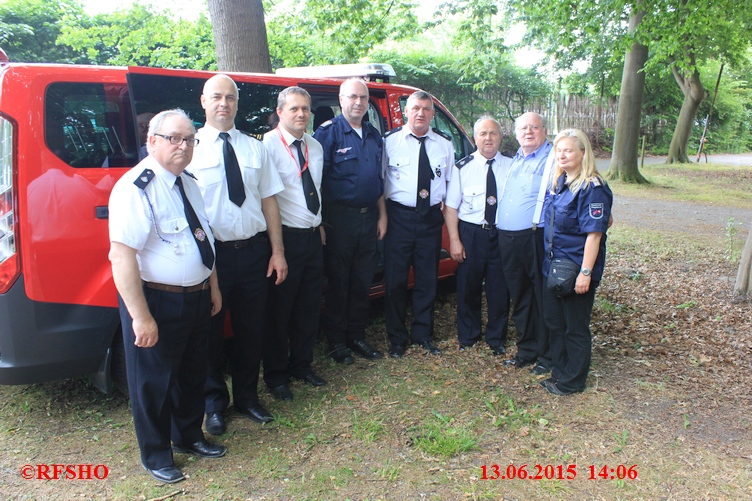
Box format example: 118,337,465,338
127,74,284,138
45,83,137,168
399,97,467,162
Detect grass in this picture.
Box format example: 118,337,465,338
609,161,752,209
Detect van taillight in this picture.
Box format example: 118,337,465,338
0,117,18,294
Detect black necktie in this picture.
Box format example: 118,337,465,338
485,158,497,225
175,176,214,270
219,132,245,207
413,134,433,216
293,139,320,215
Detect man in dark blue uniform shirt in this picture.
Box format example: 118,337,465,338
313,78,387,364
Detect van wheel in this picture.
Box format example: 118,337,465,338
111,328,129,397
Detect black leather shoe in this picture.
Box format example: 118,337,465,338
503,356,535,369
172,439,227,458
488,344,506,356
205,412,226,436
143,464,184,484
236,404,273,424
298,373,327,386
458,342,475,352
388,343,407,358
347,340,383,359
329,344,355,365
270,384,293,401
530,363,551,375
418,340,441,354
540,379,574,396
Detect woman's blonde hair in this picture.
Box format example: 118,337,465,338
551,129,603,192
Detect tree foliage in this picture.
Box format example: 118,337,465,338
0,0,85,63
58,5,216,69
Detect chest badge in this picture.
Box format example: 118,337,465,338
419,189,429,199
194,228,207,241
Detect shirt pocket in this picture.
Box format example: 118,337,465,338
388,156,410,177
462,184,486,212
428,155,446,179
157,216,194,258
332,149,359,176
553,205,579,234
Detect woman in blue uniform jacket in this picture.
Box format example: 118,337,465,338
540,129,613,396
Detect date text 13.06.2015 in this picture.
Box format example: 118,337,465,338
480,464,638,481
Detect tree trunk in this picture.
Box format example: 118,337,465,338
666,62,708,164
606,4,648,183
734,223,752,296
207,0,272,73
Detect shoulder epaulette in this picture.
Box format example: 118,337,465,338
455,154,474,168
133,169,155,190
239,129,263,141
383,126,402,138
318,120,333,130
501,151,514,158
432,127,451,141
183,170,197,180
589,176,602,187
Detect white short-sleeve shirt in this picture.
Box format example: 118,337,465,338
108,156,214,286
190,124,284,241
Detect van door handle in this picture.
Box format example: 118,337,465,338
95,206,109,219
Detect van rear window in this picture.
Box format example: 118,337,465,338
45,83,138,168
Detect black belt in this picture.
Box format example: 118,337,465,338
387,199,440,212
326,203,376,214
143,279,210,294
497,227,536,237
215,232,268,248
460,220,497,231
283,225,319,234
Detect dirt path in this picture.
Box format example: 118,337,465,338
596,153,752,235
614,195,752,235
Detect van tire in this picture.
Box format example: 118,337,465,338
111,328,129,397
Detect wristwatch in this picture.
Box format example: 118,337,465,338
580,267,592,276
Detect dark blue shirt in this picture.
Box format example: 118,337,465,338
542,174,613,281
313,114,383,208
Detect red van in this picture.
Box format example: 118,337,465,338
0,62,469,392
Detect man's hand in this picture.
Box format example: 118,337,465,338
268,253,288,285
320,225,327,246
210,269,222,316
132,316,158,348
449,239,466,263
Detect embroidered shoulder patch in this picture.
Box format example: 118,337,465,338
589,203,604,219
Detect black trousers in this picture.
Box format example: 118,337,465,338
119,287,211,470
498,228,550,363
263,228,324,388
384,201,443,346
542,282,597,393
321,204,378,347
456,220,509,347
204,237,271,413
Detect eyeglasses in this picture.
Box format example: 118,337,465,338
341,94,369,102
154,133,200,147
517,125,542,132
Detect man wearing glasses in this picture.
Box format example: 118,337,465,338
496,112,553,375
313,78,387,365
190,74,287,436
109,109,226,483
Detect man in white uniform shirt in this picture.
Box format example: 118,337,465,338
445,116,511,355
109,109,226,484
262,87,327,402
382,90,454,357
190,74,288,436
